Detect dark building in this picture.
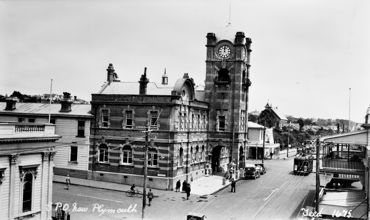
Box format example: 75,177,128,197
89,32,252,189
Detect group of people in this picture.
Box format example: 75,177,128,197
175,180,191,200
130,184,154,206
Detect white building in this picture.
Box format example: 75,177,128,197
0,94,92,179
0,122,60,220
247,121,280,159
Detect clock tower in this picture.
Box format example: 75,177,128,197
205,32,252,172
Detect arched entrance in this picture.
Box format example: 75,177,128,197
212,145,222,174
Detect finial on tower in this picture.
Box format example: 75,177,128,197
162,68,168,85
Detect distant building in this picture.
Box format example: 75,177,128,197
89,31,253,189
258,103,288,130
0,122,60,220
0,93,92,179
247,121,280,159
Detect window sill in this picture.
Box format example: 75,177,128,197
76,135,85,138
68,161,78,165
119,163,134,167
15,210,41,219
96,162,110,165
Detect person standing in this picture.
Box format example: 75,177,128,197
147,189,154,206
230,178,236,193
65,174,71,190
176,180,181,192
186,183,191,200
270,152,273,159
182,180,187,192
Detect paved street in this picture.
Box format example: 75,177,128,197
52,157,315,220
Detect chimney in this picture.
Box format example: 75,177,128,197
60,92,73,112
139,67,149,95
4,97,18,111
162,68,168,85
107,63,118,84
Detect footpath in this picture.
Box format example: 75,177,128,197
54,174,232,197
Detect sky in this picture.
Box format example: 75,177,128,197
0,0,369,123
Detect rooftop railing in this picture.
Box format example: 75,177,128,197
0,123,56,138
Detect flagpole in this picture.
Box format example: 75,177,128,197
48,79,53,123
348,88,351,132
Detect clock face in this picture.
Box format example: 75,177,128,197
218,45,231,59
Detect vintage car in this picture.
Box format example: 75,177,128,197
245,164,260,179
255,163,266,175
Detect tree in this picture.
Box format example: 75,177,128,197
297,118,304,131
248,114,258,123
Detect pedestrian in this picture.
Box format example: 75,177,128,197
230,178,236,193
270,152,273,159
65,174,71,190
147,189,154,206
182,180,187,192
186,183,191,200
176,180,181,192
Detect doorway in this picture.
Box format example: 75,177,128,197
212,145,222,174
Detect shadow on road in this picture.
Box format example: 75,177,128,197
290,189,316,219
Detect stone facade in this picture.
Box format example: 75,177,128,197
89,32,252,189
0,122,60,220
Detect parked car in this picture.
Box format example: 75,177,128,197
255,163,266,175
245,164,260,179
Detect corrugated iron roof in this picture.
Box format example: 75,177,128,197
0,102,91,117
248,121,264,128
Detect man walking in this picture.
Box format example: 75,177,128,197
230,178,236,193
65,174,71,190
147,189,154,206
186,183,191,200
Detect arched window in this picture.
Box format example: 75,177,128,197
201,145,205,161
148,149,158,167
122,145,133,164
98,144,109,162
195,146,199,162
22,173,33,212
217,68,230,83
190,146,194,163
179,147,184,166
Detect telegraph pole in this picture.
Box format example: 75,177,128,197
287,135,289,158
315,138,320,211
262,126,266,164
142,126,149,220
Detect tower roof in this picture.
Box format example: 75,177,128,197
213,24,244,43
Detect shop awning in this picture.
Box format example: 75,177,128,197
320,130,368,145
319,190,367,219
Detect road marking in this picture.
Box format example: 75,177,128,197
252,180,290,219
76,194,126,204
263,188,279,201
